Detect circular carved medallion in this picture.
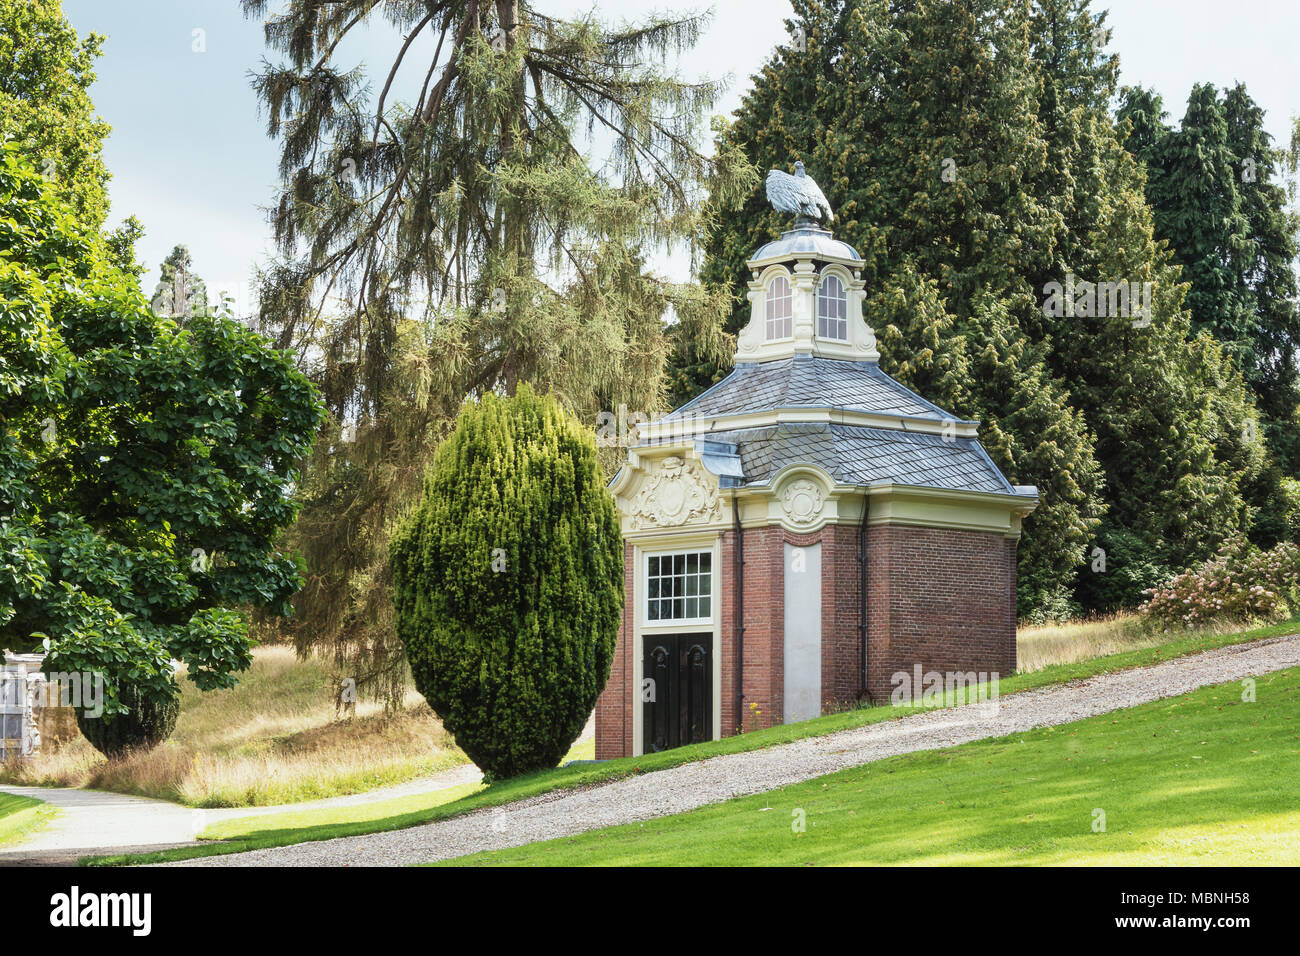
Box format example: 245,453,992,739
780,478,825,524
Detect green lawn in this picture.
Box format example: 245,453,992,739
89,618,1299,866
441,666,1300,866
196,735,595,842
198,781,484,842
0,792,57,847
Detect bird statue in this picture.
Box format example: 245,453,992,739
766,161,834,226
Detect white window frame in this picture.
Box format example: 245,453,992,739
765,274,793,341
817,273,847,341
642,548,715,627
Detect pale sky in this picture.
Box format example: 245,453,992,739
62,1,1299,306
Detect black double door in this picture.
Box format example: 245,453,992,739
643,633,713,753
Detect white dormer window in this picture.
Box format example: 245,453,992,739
765,274,792,340
817,274,847,341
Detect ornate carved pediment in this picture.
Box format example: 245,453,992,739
626,455,722,530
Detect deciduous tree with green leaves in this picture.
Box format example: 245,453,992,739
0,144,324,755
0,0,144,276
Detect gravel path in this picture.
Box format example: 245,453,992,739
176,633,1300,867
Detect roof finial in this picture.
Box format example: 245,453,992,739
766,161,833,227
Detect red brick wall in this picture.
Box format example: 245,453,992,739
823,523,864,712
864,525,1018,701
719,530,738,738
594,539,635,759
595,521,1020,758
740,526,781,732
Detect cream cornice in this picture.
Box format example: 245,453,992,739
865,481,1040,512
612,460,1037,539
641,406,980,442
745,247,865,273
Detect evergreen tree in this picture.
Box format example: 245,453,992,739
242,0,752,703
1131,85,1254,363
1222,85,1300,468
150,244,209,322
687,0,1264,613
695,0,1106,615
1118,81,1300,547
1028,1,1259,608
390,385,622,780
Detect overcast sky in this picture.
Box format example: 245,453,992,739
63,0,1299,303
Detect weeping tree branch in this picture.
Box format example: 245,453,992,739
243,0,755,705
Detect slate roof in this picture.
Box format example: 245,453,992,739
640,355,1027,497
707,424,1014,494
662,355,968,425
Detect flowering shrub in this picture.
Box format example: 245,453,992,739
1140,537,1300,627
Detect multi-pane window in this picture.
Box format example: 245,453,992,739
818,274,847,340
765,275,792,340
646,550,713,623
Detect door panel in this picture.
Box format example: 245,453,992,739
680,637,712,746
644,638,676,754
643,633,712,753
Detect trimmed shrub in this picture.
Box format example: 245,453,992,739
1140,537,1300,627
389,385,623,780
76,681,180,758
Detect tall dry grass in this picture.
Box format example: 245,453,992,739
1014,612,1236,672
0,645,468,807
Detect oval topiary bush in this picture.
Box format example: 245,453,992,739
390,385,623,780
76,680,181,758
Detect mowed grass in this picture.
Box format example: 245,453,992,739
0,645,468,807
0,792,58,847
198,781,484,842
91,617,1300,865
195,736,592,842
442,666,1300,866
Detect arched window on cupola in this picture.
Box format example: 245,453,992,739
765,274,792,340
817,273,847,341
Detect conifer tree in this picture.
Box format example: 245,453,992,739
1222,83,1300,455
1028,1,1259,608
242,0,752,702
390,385,621,780
150,244,208,322
1118,81,1300,548
688,0,1265,613
694,0,1105,615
